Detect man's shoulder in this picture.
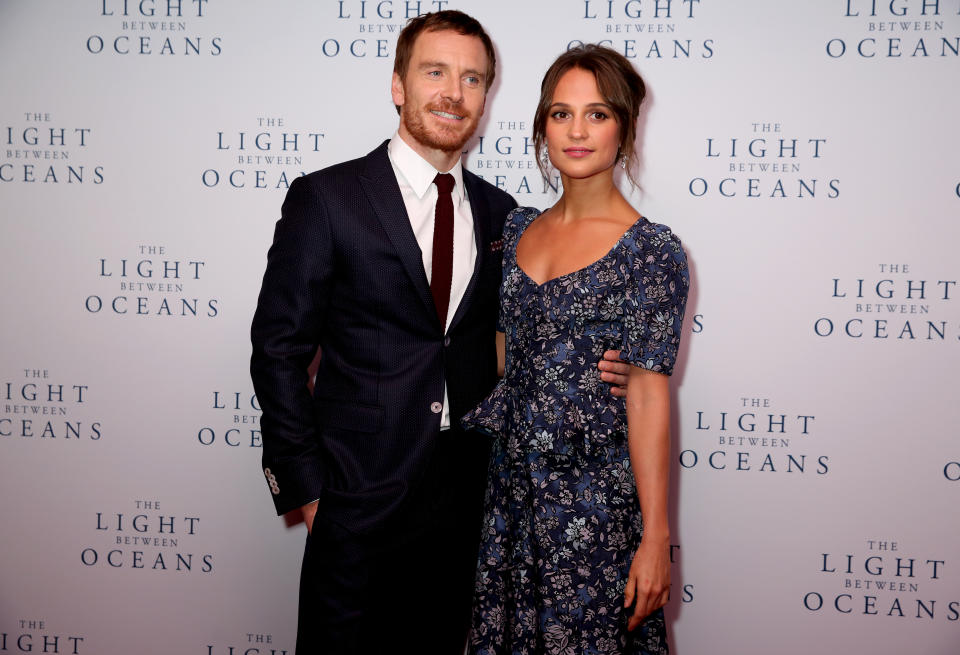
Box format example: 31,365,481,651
463,168,516,209
295,141,390,191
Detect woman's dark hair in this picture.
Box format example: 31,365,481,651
533,44,646,186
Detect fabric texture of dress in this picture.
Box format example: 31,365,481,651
462,206,689,655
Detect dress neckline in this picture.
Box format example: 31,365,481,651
515,212,646,288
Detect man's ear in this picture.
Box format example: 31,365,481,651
391,72,405,108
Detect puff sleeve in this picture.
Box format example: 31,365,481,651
618,224,689,375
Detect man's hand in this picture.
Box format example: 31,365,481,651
599,349,631,397
302,500,319,534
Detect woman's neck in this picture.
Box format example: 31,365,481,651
554,170,626,221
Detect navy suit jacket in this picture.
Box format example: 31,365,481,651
250,140,516,533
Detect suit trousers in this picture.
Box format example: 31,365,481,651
295,426,491,654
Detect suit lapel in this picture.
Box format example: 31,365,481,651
448,171,491,333
359,141,438,324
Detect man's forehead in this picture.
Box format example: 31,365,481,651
410,29,486,57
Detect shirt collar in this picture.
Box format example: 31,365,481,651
388,132,466,204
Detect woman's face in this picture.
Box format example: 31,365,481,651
544,67,621,180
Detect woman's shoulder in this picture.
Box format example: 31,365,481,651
508,205,542,223
633,216,686,262
503,206,542,238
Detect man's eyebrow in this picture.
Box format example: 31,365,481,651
417,61,486,79
418,60,449,69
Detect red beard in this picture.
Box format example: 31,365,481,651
401,99,477,153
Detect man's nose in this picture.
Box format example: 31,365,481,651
441,76,464,103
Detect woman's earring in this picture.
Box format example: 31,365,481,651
540,145,551,168
619,155,627,169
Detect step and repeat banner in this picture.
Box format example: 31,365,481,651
1,1,958,653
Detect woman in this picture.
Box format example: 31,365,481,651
462,45,688,655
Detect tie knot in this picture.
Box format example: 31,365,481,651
434,172,455,194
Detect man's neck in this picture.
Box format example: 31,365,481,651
396,127,461,173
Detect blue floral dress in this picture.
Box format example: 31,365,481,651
462,207,689,655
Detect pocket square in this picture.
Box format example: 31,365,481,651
489,238,504,253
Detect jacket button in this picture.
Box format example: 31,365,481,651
430,401,443,414
443,336,451,347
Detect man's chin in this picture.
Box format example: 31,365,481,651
402,109,478,154
431,136,471,153
412,126,475,154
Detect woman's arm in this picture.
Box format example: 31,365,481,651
496,331,505,377
623,366,672,630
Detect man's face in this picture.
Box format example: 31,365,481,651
391,29,489,156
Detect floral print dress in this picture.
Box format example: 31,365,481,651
462,206,689,655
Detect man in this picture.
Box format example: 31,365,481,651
250,10,629,653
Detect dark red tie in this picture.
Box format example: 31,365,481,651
431,173,455,326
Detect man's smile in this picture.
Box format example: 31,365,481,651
431,109,464,120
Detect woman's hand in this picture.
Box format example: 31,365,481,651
623,536,671,630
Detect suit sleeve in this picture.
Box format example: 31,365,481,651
250,175,332,515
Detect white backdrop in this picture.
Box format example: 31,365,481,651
1,1,958,653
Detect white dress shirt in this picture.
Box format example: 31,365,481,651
388,133,477,429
